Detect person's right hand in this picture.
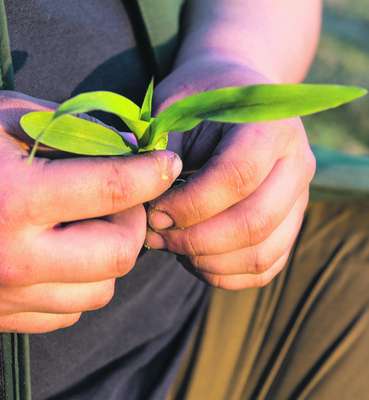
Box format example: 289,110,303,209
0,91,182,333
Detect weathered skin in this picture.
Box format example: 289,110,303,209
0,91,182,333
0,0,322,332
145,0,321,290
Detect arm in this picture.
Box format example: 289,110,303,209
176,0,322,83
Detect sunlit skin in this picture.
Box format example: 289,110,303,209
145,0,322,289
0,92,182,333
0,0,322,333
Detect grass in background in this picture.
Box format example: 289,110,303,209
304,0,369,154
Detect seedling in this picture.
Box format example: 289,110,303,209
20,79,367,161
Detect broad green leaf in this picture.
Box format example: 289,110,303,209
140,78,154,122
20,111,133,156
150,84,367,143
311,145,369,201
54,91,140,120
53,91,145,138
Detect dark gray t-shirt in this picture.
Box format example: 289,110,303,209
7,0,149,104
5,1,207,399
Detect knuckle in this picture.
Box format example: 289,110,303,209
252,248,274,274
169,184,204,227
0,241,37,287
109,236,136,277
102,161,133,212
190,255,212,273
191,256,225,275
204,273,223,289
219,158,257,199
239,209,273,246
184,187,205,223
217,279,235,291
190,255,202,269
180,230,203,256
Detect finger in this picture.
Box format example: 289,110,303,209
2,206,146,286
12,150,182,225
201,251,290,291
0,280,115,315
0,312,81,334
147,152,313,255
190,192,307,275
148,120,299,230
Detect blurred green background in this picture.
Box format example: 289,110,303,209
304,0,369,154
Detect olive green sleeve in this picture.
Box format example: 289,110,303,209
0,0,13,90
1,335,31,400
125,0,185,79
0,3,31,400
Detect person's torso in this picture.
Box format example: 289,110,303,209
6,0,150,104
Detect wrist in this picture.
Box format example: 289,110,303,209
170,54,275,93
154,55,275,119
174,25,282,84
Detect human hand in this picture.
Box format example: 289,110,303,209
0,91,182,332
146,58,316,290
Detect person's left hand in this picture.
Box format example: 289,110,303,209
145,57,316,290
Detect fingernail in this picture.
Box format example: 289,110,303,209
145,229,167,249
167,152,182,181
149,210,174,230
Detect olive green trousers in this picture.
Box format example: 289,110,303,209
169,201,369,400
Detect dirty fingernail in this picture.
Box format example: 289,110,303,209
149,210,174,230
169,152,183,180
145,229,167,249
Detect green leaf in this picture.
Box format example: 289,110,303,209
54,91,140,120
140,130,168,152
127,119,150,140
150,84,367,143
53,91,145,138
311,145,369,201
20,111,133,156
140,78,154,122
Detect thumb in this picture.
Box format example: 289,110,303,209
0,90,57,141
0,91,57,157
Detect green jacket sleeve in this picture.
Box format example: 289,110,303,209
0,3,31,400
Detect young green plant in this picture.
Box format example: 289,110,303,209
20,80,367,161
